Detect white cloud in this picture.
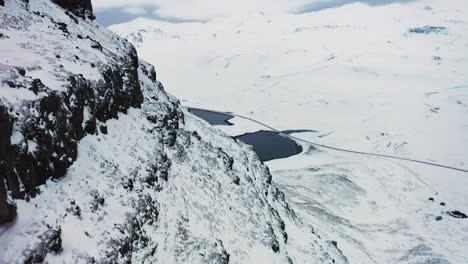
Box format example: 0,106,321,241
123,6,148,15
92,0,411,21
92,0,156,10
92,0,320,20
153,0,308,20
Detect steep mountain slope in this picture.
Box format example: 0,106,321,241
1,0,144,221
0,0,348,263
111,0,468,263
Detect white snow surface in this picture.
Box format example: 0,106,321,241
0,0,132,107
0,65,345,264
0,1,347,263
111,0,468,263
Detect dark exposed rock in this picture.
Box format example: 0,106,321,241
24,227,63,263
0,106,17,225
30,78,45,95
16,67,26,76
104,195,159,262
440,202,446,206
0,0,4,6
156,98,183,147
428,197,434,202
51,0,95,20
447,211,467,219
0,179,10,223
233,176,240,185
84,117,96,134
55,22,69,35
0,33,8,39
99,125,108,135
123,178,134,191
0,181,17,225
32,11,44,17
64,10,80,24
6,80,16,88
435,216,443,221
90,190,105,212
140,63,157,82
88,37,103,51
408,26,446,34
146,153,171,182
271,240,280,253
191,131,201,141
0,11,148,205
72,206,81,218
2,61,144,203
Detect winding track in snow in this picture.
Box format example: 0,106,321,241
186,107,468,174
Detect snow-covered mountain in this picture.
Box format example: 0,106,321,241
111,0,468,263
0,1,348,263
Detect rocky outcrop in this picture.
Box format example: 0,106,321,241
24,227,63,263
0,106,15,224
0,0,143,217
0,179,16,224
51,0,94,19
0,0,4,6
3,71,143,200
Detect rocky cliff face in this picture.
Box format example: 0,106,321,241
52,0,94,19
0,105,15,224
0,0,143,220
0,1,347,263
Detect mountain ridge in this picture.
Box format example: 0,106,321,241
0,1,347,263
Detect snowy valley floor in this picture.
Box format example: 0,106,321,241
111,0,468,263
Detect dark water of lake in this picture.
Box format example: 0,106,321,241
188,108,234,126
235,130,303,161
188,108,304,161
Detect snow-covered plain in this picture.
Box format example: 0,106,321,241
111,0,468,263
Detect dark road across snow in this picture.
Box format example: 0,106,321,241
187,107,468,173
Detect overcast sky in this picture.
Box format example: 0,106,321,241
92,0,415,26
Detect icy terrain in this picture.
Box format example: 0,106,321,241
112,0,468,263
0,0,347,263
